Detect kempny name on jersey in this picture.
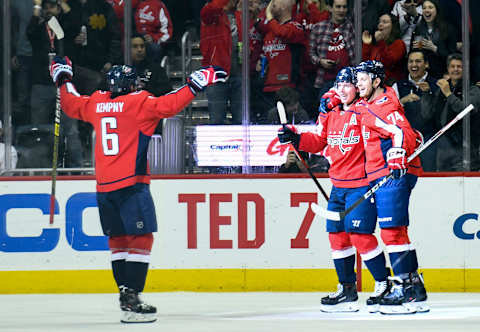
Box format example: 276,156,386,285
96,102,125,113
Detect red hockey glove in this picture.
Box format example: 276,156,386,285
319,88,341,114
386,147,407,179
187,65,227,95
50,56,73,87
278,125,300,150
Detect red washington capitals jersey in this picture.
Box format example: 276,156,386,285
60,83,194,192
298,105,369,188
356,86,422,181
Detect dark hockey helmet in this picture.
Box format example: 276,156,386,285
355,60,385,85
335,66,357,87
107,65,138,95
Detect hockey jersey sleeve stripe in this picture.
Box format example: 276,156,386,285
369,110,404,148
98,174,138,186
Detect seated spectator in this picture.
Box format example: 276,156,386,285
0,121,18,170
279,150,329,173
131,33,173,135
200,0,243,125
262,87,312,124
362,13,407,84
410,0,458,79
422,53,480,171
135,0,173,61
392,49,439,171
391,0,423,52
279,150,308,173
131,34,172,96
308,0,354,103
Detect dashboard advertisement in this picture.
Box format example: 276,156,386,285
0,176,479,292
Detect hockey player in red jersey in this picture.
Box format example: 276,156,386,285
354,60,428,314
278,67,390,313
49,56,226,323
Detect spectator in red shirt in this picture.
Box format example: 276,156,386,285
135,0,173,61
362,13,407,85
200,0,243,124
255,0,306,115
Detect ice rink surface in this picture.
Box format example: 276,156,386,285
1,292,479,332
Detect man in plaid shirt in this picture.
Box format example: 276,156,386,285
309,0,355,97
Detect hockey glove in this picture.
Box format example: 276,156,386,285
318,88,341,114
187,66,227,95
50,56,73,87
386,147,408,179
278,125,300,150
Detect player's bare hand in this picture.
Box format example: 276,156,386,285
362,31,372,45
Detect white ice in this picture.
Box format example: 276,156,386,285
0,292,479,332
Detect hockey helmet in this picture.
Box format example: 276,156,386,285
107,65,138,95
335,66,357,87
355,60,385,85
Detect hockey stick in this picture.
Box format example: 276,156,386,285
311,103,475,221
277,101,329,201
48,16,65,225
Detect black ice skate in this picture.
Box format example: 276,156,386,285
379,276,416,315
366,279,389,313
321,283,359,312
120,287,157,323
404,272,429,313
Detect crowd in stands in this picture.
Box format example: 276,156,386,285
4,0,480,172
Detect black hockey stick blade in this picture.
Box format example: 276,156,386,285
276,101,330,202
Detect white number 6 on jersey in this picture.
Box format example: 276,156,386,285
101,117,119,156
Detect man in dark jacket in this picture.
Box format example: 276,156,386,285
422,53,480,171
27,0,83,167
394,49,438,171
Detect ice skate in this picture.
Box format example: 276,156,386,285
379,276,416,315
404,272,429,313
120,287,157,323
366,279,389,313
321,283,359,313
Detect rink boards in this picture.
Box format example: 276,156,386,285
0,175,479,293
